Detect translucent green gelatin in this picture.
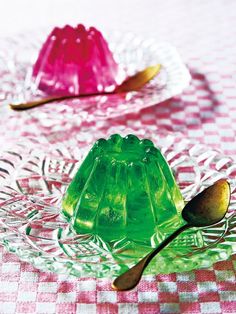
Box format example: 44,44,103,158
62,134,184,246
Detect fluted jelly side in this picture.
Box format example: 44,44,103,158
62,134,184,246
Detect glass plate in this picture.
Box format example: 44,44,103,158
0,127,235,279
0,30,190,126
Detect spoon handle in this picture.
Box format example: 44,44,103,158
9,92,112,111
112,223,190,291
9,64,161,110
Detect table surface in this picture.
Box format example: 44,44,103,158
0,1,236,313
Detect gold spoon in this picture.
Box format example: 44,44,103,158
112,179,230,291
9,64,161,111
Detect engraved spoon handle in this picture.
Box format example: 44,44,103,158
9,91,113,110
112,223,190,291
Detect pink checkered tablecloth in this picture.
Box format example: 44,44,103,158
0,1,236,313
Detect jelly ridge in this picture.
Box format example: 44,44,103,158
32,24,123,96
62,134,184,245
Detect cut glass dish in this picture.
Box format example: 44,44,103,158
0,29,191,124
0,127,235,278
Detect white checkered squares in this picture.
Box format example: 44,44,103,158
179,292,198,302
17,291,37,302
97,291,117,303
186,117,201,126
208,83,223,93
158,282,177,293
142,275,156,282
216,117,232,125
181,94,198,102
196,89,213,97
219,291,236,302
0,282,18,293
141,113,156,121
36,302,56,314
185,105,201,113
205,135,221,144
221,141,236,151
118,303,139,314
198,99,213,107
215,270,236,282
223,88,236,97
57,292,76,303
138,292,158,302
0,302,16,314
171,111,186,120
77,280,96,291
200,302,221,313
200,111,213,119
76,304,96,314
188,129,205,138
207,73,222,82
176,272,195,282
218,128,235,137
38,282,58,293
160,303,180,313
197,282,218,293
202,123,219,131
20,272,38,282
1,262,20,273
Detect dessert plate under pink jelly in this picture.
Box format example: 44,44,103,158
0,29,190,122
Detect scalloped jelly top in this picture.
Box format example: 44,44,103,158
32,24,124,96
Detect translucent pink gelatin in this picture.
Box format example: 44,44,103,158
32,24,123,96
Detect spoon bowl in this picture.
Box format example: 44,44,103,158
183,179,230,227
112,179,230,291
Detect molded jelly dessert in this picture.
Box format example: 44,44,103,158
32,24,123,96
62,134,184,245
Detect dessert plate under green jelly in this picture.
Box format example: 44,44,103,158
0,132,235,278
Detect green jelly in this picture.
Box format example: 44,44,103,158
62,134,184,245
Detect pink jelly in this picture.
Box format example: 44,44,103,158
32,24,123,96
